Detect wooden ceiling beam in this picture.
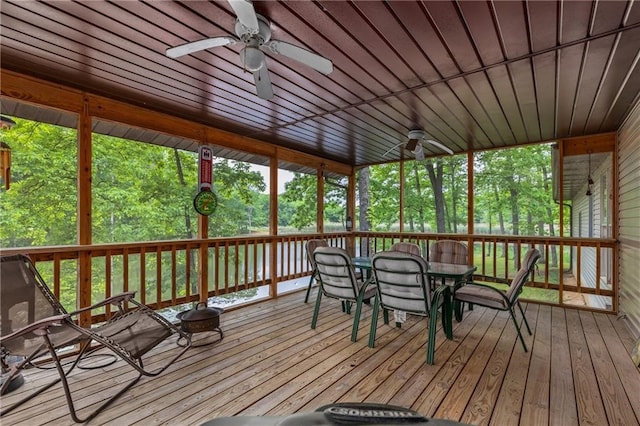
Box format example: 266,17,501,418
561,133,617,156
0,69,352,176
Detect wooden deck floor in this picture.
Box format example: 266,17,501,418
2,290,639,426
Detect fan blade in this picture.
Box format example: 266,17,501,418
166,36,238,58
263,40,333,74
405,138,419,152
254,66,274,100
425,139,454,155
228,0,259,34
382,142,404,157
382,142,406,158
413,144,425,161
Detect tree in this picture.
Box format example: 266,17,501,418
0,120,78,247
280,172,317,230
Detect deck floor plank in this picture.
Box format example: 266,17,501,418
578,310,639,426
565,309,609,425
548,306,578,426
1,292,638,426
459,309,520,426
521,304,552,426
594,313,640,422
411,307,497,416
434,310,510,421
489,304,539,426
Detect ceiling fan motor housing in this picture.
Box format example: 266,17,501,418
408,129,426,140
235,14,271,44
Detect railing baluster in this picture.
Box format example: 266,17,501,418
140,247,146,305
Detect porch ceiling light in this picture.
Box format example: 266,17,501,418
240,46,265,72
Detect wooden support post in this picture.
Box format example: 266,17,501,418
467,151,474,264
269,157,278,298
347,172,356,255
317,168,324,234
77,97,92,327
399,160,405,233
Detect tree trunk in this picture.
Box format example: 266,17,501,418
493,186,506,257
412,162,426,232
425,160,446,233
358,167,371,256
449,160,457,232
541,165,557,267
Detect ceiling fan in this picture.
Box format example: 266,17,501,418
166,0,334,100
383,129,454,160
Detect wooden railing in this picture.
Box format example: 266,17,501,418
2,232,617,325
355,232,617,311
1,233,352,324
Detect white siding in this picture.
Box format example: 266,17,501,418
571,157,612,309
618,99,640,338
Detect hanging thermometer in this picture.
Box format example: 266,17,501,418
194,145,218,216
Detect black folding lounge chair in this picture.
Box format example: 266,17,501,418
0,254,191,423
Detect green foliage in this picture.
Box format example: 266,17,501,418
368,163,400,230
280,172,318,230
474,145,558,236
324,176,347,229
92,135,199,242
208,159,266,237
1,120,78,247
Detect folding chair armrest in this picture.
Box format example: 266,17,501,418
0,314,69,342
68,291,137,316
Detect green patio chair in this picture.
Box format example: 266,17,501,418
0,254,191,423
304,239,329,303
429,240,469,265
390,242,422,257
389,242,423,324
453,248,541,352
369,251,452,365
311,247,376,342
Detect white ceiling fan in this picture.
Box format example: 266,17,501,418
166,0,334,100
383,129,454,160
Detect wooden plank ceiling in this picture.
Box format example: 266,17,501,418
1,0,639,167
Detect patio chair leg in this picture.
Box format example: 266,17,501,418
351,293,365,342
426,313,438,365
0,334,92,417
454,300,465,322
311,290,323,329
510,307,528,352
517,301,532,335
368,294,380,348
443,292,452,339
304,272,315,303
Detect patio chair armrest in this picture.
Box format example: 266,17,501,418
432,283,451,311
68,291,137,316
431,284,452,339
0,314,69,342
432,283,450,299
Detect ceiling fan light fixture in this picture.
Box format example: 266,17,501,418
240,46,265,72
413,143,425,161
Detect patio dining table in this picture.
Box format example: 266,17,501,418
352,257,477,324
